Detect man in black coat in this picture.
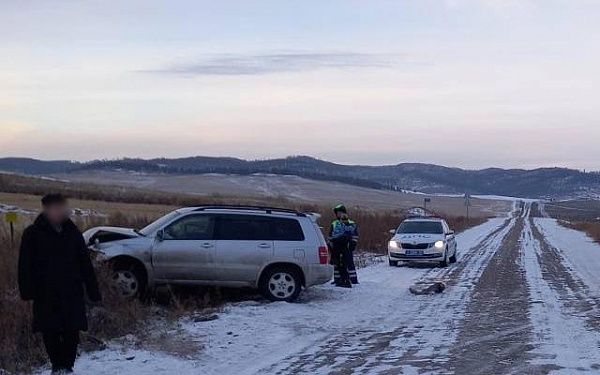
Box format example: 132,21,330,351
18,194,101,374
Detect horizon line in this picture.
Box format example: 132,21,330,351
0,155,597,173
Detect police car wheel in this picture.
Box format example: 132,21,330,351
389,259,399,267
260,266,302,302
439,250,449,268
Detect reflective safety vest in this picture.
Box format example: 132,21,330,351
329,219,359,243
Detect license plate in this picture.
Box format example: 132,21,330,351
406,250,423,256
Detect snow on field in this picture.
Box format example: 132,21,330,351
471,194,539,203
400,190,539,203
0,203,106,218
50,218,509,375
0,203,35,215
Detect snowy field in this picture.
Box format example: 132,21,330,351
35,203,600,374
51,170,511,217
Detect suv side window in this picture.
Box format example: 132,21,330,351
164,214,214,240
213,215,305,241
271,218,305,241
215,215,271,240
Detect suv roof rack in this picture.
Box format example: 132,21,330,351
192,205,306,217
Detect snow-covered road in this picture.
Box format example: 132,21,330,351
58,203,600,375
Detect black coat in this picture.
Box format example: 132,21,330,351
18,214,101,333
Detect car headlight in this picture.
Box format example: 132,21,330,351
388,240,399,249
434,240,445,249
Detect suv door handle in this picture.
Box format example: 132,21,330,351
201,243,214,248
258,243,271,249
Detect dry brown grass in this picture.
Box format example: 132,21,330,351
0,224,47,373
544,200,600,222
0,191,177,219
543,201,600,244
561,221,600,244
0,173,296,209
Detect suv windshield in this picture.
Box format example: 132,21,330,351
397,221,444,234
139,211,181,236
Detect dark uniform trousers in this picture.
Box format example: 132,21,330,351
333,247,358,284
332,246,354,285
347,240,358,284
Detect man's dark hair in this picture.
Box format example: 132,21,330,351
41,193,67,207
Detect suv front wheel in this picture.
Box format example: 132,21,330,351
111,261,147,299
260,266,302,302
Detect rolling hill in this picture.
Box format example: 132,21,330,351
1,156,599,199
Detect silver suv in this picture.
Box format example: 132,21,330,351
83,206,333,302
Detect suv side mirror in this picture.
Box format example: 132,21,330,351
389,229,396,235
156,229,165,241
446,230,455,236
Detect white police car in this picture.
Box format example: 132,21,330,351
388,217,457,267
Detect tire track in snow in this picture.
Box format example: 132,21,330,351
449,204,546,375
524,208,600,372
267,213,517,374
373,216,517,375
530,216,600,333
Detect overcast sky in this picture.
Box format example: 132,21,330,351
2,0,600,169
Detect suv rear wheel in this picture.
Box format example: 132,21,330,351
260,266,302,302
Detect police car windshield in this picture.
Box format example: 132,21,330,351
397,221,443,234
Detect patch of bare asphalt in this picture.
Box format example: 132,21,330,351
449,216,553,375
529,215,600,333
265,218,515,375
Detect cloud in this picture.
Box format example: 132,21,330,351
151,52,397,76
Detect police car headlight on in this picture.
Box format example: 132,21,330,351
388,240,400,250
434,240,445,250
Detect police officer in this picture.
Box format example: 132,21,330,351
328,204,359,288
345,215,359,285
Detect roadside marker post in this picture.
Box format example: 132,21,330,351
5,212,18,244
464,193,471,220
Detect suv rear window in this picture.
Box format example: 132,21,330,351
397,221,444,234
214,215,305,241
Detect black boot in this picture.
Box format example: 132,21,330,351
335,280,352,288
